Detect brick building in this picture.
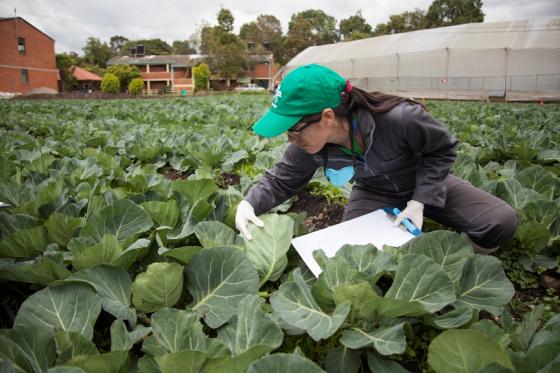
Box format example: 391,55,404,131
109,52,279,93
107,55,204,94
0,17,58,96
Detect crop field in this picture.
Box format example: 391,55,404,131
0,95,559,372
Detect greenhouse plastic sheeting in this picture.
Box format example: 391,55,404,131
285,17,560,100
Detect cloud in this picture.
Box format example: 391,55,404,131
1,0,558,54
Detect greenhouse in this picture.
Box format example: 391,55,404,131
285,17,560,101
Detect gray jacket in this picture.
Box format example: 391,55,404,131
246,102,458,215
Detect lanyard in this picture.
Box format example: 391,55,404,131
323,113,358,171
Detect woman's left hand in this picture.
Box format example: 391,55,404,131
394,200,424,230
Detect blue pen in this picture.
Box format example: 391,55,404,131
383,207,422,236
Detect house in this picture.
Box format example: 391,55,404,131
237,53,279,90
107,54,204,94
0,17,58,96
71,66,102,92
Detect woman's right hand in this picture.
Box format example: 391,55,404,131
235,200,265,240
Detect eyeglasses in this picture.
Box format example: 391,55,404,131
287,115,322,134
287,121,315,134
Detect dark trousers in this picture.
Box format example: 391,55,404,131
342,175,518,248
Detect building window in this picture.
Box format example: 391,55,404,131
21,69,29,84
18,37,26,54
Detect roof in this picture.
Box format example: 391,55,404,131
107,54,205,67
288,17,560,67
72,66,102,81
0,17,55,41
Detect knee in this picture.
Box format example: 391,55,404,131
473,204,519,248
494,204,519,245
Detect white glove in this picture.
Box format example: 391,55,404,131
235,200,264,240
394,200,424,230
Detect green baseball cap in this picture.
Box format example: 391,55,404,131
252,64,347,137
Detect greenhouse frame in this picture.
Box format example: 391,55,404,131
285,17,560,101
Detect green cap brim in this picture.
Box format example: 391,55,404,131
252,109,302,138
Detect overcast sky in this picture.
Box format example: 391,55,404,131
2,0,559,54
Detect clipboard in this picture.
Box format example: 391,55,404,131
291,209,416,277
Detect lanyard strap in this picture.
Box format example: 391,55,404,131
322,113,358,172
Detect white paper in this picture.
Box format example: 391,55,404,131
291,209,415,277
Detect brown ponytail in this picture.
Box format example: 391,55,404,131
297,87,425,125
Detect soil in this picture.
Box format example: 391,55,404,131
289,191,345,230
158,165,193,180
218,173,241,189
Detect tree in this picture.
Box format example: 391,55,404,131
56,53,80,92
128,78,144,95
425,0,484,28
100,73,120,93
121,39,173,55
109,35,129,55
83,37,113,68
193,63,211,91
339,11,372,41
239,14,286,63
285,9,339,62
105,64,141,92
217,8,234,33
372,9,427,36
200,9,246,87
172,40,196,54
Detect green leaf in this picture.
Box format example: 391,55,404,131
110,319,151,352
172,179,218,204
510,304,544,351
14,283,101,339
158,245,202,265
514,221,552,253
217,294,283,355
333,281,379,321
340,323,407,355
80,199,153,243
428,329,513,373
194,221,240,249
140,200,179,228
367,352,410,373
154,351,209,373
247,353,325,373
385,254,456,314
427,302,474,329
458,255,515,316
244,214,294,286
496,179,541,210
0,225,48,258
67,265,136,325
204,345,272,373
336,243,397,282
522,200,559,228
400,231,473,289
185,246,259,328
470,320,511,350
515,165,556,199
70,234,123,270
270,268,350,341
150,308,206,353
55,331,98,365
311,254,363,312
324,346,361,373
132,262,184,313
65,351,129,373
0,325,56,373
45,213,84,247
0,256,71,285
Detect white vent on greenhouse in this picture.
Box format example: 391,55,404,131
285,17,560,101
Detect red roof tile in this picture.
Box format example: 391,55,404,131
72,66,102,81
